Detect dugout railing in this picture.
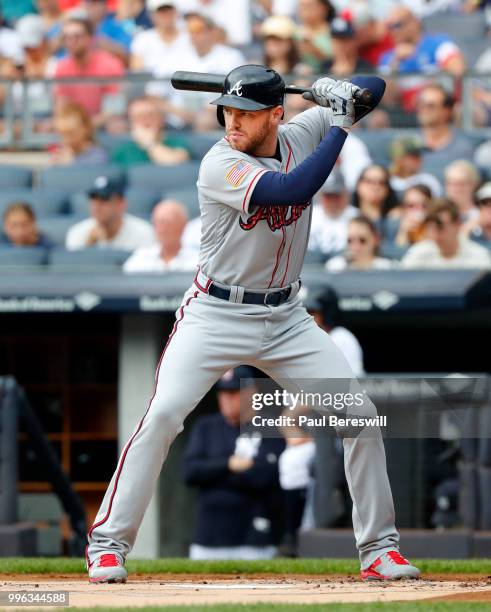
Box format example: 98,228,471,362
0,377,87,556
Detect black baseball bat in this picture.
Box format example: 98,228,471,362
171,71,373,105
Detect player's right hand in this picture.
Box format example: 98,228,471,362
307,78,356,128
325,81,356,129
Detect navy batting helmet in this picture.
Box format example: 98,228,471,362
211,64,285,127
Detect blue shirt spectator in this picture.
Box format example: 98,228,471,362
379,33,461,75
378,6,464,77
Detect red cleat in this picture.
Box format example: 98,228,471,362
87,553,127,584
361,551,420,581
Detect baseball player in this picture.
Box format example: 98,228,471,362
87,65,420,583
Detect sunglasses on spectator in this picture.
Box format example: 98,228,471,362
63,31,88,40
387,19,409,30
417,100,443,110
362,177,387,186
426,218,453,230
403,201,428,209
348,236,368,244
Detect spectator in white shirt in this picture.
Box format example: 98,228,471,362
402,199,491,269
308,170,358,258
326,216,393,271
66,176,154,251
183,12,245,74
314,286,364,376
124,199,198,273
444,160,480,225
171,12,245,127
174,0,252,45
130,0,193,96
182,215,201,254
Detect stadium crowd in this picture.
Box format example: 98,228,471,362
0,0,491,271
1,0,489,560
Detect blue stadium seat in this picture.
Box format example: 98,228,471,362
0,189,69,218
187,132,221,160
303,249,327,265
355,130,395,167
127,162,200,191
164,187,201,219
0,165,32,189
380,241,409,261
423,12,485,41
382,217,400,243
0,246,48,266
420,158,448,184
69,188,160,218
37,216,82,246
460,39,490,66
96,133,132,154
38,165,125,192
49,247,131,270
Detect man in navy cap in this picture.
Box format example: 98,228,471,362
182,366,285,560
65,175,153,251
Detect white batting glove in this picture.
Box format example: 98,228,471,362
308,76,339,108
325,81,357,129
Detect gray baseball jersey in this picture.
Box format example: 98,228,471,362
197,106,334,289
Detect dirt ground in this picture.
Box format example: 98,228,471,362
1,574,491,607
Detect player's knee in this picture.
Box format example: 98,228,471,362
149,396,186,432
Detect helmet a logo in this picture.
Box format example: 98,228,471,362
227,80,243,97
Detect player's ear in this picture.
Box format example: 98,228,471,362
271,105,284,124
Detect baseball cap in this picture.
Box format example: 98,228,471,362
340,1,375,27
320,170,345,194
216,366,256,391
16,14,45,48
330,17,355,39
390,137,423,160
147,0,175,11
261,15,296,39
87,176,124,200
475,182,491,203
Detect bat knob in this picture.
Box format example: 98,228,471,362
354,88,373,105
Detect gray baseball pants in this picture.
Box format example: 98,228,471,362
87,278,399,569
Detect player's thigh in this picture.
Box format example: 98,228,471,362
260,302,354,379
151,289,261,422
150,293,237,421
259,304,376,418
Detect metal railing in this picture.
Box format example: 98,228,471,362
0,71,490,149
0,377,87,556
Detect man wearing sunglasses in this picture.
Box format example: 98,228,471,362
402,198,491,269
378,6,465,77
65,175,153,250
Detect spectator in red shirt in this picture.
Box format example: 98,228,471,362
341,2,393,67
54,16,125,125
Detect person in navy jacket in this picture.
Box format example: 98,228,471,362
182,366,285,560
